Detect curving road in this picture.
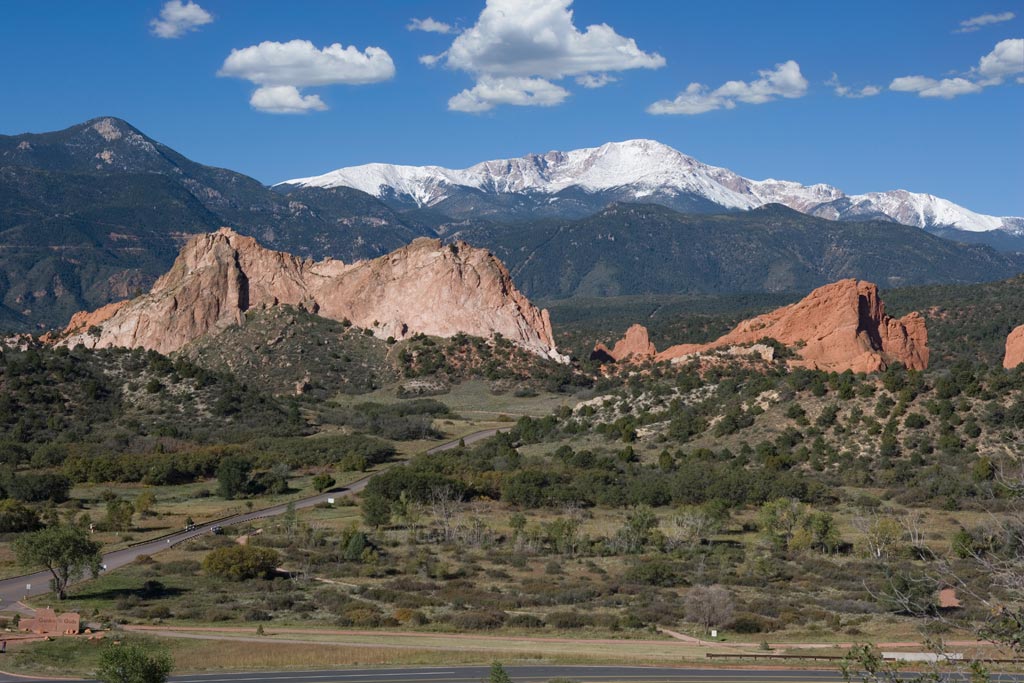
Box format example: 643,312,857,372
0,428,507,610
426,427,508,454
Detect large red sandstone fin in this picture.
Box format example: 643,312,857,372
1005,325,1024,369
51,228,566,362
592,323,657,362
602,279,928,373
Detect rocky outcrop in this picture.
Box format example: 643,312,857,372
593,323,656,362
54,228,566,362
59,300,131,337
595,279,928,373
1005,325,1024,369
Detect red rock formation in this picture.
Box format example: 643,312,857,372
40,300,130,344
54,228,566,362
658,280,928,372
61,300,131,336
595,279,928,373
1005,325,1024,369
593,323,657,362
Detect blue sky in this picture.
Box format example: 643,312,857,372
1,1,1022,214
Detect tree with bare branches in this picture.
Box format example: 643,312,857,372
684,585,734,634
429,485,462,543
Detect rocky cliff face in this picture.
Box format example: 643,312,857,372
593,323,656,362
54,228,566,362
1005,325,1024,369
596,279,928,373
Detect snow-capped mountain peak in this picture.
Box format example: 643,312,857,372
279,140,1021,235
842,190,1007,232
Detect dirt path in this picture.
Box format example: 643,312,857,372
122,624,994,651
124,624,679,647
657,627,710,645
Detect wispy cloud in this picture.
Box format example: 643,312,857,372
826,73,881,98
408,17,455,34
955,11,1015,33
576,73,617,89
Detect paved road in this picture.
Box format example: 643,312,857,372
168,668,846,683
4,665,1024,683
0,428,507,610
426,427,509,454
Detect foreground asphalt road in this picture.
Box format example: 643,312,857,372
3,665,1024,683
0,428,507,610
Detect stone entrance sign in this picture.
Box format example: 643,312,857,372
19,608,81,635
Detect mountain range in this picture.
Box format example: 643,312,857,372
280,138,1024,242
1,117,1022,331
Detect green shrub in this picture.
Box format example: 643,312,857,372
729,613,777,634
507,614,544,628
546,611,591,629
451,610,507,630
96,638,173,683
202,545,280,581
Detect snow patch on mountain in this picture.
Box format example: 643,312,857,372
280,139,1022,234
833,191,1009,233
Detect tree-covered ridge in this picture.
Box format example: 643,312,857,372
187,306,590,399
458,203,1024,299
0,344,301,448
184,307,400,399
365,361,1024,514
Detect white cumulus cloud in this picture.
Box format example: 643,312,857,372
648,60,808,115
408,17,455,34
955,11,1015,33
220,40,395,87
249,86,327,114
576,73,616,88
977,38,1024,84
448,76,569,112
218,39,395,114
425,0,664,112
150,0,212,39
889,75,983,98
890,38,1022,100
826,73,881,98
